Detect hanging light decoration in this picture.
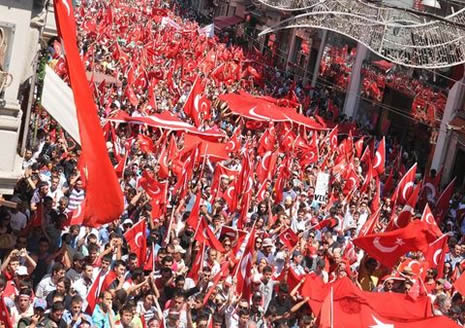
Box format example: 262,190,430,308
255,0,465,69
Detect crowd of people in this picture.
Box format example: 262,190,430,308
1,0,465,327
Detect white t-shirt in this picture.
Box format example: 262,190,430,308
9,210,27,231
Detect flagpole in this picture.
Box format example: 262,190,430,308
330,286,334,328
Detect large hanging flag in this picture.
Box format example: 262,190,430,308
54,0,124,227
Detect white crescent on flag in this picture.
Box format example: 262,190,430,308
402,182,414,201
433,249,442,265
373,151,382,169
135,232,143,248
249,106,270,121
373,237,404,253
261,151,272,170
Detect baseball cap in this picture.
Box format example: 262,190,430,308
34,299,47,310
15,266,28,276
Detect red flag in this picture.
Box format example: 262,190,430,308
383,167,395,195
203,262,229,305
54,0,124,227
137,135,155,153
125,84,139,107
187,242,205,283
395,163,418,205
124,219,147,266
66,201,85,226
372,137,385,176
454,271,465,297
358,207,381,237
85,272,102,314
279,227,299,250
353,220,437,268
236,227,256,299
225,128,241,153
257,124,276,156
319,278,458,328
355,137,364,158
389,184,421,230
186,193,201,229
328,125,338,151
194,217,225,253
434,177,456,224
420,204,442,239
255,151,278,184
0,297,12,328
425,234,449,278
182,77,204,126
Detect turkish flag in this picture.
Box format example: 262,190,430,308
279,227,299,250
187,242,205,283
358,207,381,237
355,137,364,158
370,177,381,213
182,76,204,126
343,169,359,194
257,124,276,156
85,272,102,314
210,164,240,198
54,0,124,227
320,278,458,328
66,201,85,226
384,167,395,195
353,220,437,268
394,163,418,205
372,137,385,176
0,297,12,328
236,227,256,300
420,204,442,239
225,128,241,153
124,219,147,266
425,234,449,278
137,134,155,153
125,84,139,107
328,125,338,151
194,217,225,253
203,262,230,305
255,151,278,184
387,184,421,231
434,177,456,224
454,271,465,297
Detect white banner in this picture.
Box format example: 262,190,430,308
199,24,215,38
42,65,81,144
160,17,181,30
314,172,330,204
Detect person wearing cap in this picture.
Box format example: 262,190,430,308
257,239,275,265
173,245,187,276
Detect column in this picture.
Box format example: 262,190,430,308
430,77,465,171
285,28,297,72
342,42,368,119
311,29,327,88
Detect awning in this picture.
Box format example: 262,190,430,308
448,115,465,133
213,16,243,31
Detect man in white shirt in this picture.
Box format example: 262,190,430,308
35,262,66,298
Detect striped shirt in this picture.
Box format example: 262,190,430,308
68,188,85,211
